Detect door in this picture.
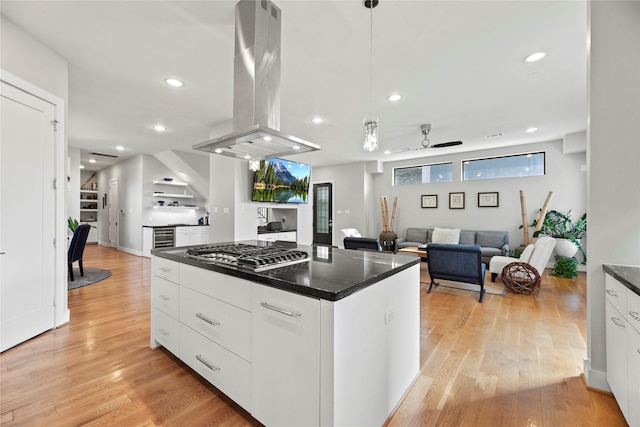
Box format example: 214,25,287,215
1,81,56,352
313,183,332,245
108,178,118,248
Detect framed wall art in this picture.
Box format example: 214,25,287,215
421,194,438,208
478,192,499,207
449,192,465,209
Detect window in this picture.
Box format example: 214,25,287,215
462,152,545,181
393,162,452,186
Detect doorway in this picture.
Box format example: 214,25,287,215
312,182,333,245
108,178,119,248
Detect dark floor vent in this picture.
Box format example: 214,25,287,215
90,152,119,158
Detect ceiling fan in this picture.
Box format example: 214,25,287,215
394,124,463,153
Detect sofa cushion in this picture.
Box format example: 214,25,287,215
481,247,503,259
476,230,508,249
432,227,461,244
459,230,476,245
405,228,428,243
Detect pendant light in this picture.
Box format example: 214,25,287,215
363,0,379,152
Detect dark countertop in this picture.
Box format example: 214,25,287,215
151,241,420,301
257,227,297,234
603,264,640,297
143,224,208,228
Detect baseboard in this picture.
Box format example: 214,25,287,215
117,246,142,257
583,358,610,392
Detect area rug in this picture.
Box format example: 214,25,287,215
68,268,112,290
427,279,507,296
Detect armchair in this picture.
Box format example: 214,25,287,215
489,236,556,282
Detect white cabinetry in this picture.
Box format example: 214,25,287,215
605,273,640,427
252,284,321,426
176,226,209,247
257,230,297,242
150,258,181,356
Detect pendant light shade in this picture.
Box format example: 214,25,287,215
363,0,379,152
364,119,379,152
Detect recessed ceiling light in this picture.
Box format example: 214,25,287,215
525,127,538,133
153,124,166,132
387,94,402,102
292,145,300,150
115,145,124,151
214,148,223,154
311,117,323,124
244,154,251,159
384,150,391,155
79,165,85,169
524,52,546,63
164,78,184,87
89,159,97,163
263,136,272,141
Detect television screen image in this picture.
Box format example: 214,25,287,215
252,158,311,203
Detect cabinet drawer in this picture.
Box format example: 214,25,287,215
628,288,640,334
180,287,251,361
180,324,251,411
154,257,180,284
605,275,627,318
180,264,251,311
152,277,180,318
152,308,180,356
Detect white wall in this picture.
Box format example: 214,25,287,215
1,15,70,327
584,0,640,391
67,147,80,223
372,139,586,250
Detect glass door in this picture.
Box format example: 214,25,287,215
313,183,332,245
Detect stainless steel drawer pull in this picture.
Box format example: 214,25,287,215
629,311,640,322
196,354,220,372
611,317,625,328
196,312,220,326
159,328,169,336
159,294,170,301
605,289,618,297
159,267,172,272
260,302,301,317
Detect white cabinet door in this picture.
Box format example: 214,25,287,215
628,321,640,427
606,300,629,421
142,228,153,257
189,227,202,245
175,226,190,247
1,81,56,352
201,226,210,244
251,284,321,427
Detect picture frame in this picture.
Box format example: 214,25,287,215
478,191,499,207
449,192,465,209
421,194,438,209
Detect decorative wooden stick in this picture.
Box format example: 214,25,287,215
390,197,398,231
383,196,390,232
532,191,554,239
379,196,387,232
520,190,530,245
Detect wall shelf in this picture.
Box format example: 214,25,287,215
153,180,188,186
153,193,194,198
152,206,200,210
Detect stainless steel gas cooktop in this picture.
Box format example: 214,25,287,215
185,243,309,272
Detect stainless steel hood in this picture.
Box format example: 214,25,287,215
193,0,320,160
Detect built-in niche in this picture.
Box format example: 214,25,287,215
257,207,297,230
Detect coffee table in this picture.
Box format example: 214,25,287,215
398,246,427,258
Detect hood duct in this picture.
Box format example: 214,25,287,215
193,0,320,160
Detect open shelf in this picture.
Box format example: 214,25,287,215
152,206,200,210
153,180,188,186
153,192,194,198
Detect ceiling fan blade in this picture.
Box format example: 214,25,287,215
431,140,463,148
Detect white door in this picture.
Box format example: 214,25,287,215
108,178,119,248
1,81,56,352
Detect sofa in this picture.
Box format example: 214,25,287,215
396,227,509,265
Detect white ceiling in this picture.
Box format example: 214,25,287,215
1,0,587,172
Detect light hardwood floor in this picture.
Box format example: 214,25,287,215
0,245,626,426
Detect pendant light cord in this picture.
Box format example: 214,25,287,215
369,2,373,121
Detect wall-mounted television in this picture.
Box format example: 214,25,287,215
252,158,311,204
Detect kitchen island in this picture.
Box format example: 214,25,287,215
151,241,420,427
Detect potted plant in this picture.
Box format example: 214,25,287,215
550,255,579,278
532,210,587,263
68,217,79,233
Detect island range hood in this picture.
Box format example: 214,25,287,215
193,0,321,160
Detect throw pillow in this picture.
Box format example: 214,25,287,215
431,227,461,244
